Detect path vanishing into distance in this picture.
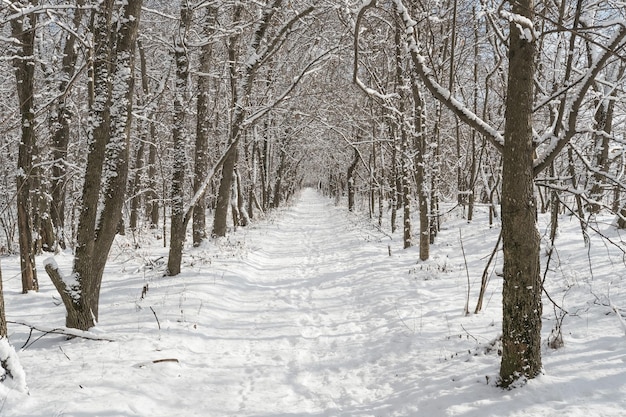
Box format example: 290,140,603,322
5,188,499,416
7,188,626,416
200,187,425,415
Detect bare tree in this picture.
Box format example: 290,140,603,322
45,0,143,330
355,0,626,386
212,1,315,237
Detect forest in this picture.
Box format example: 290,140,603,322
1,0,626,414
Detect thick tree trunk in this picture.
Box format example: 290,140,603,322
11,0,39,293
499,0,542,387
410,71,429,260
46,0,143,330
236,168,250,227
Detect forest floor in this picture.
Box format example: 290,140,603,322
2,188,626,416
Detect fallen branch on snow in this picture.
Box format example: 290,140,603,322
7,321,114,350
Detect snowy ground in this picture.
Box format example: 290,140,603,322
1,188,626,416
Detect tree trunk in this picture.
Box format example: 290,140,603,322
49,0,85,250
213,5,244,238
499,0,542,387
128,40,152,233
272,147,287,209
390,125,399,234
129,140,145,232
588,88,617,213
400,124,412,249
409,69,429,260
0,261,6,337
46,0,143,330
167,2,191,276
236,168,250,227
347,148,359,211
11,0,39,293
193,6,218,247
146,124,160,228
213,146,238,236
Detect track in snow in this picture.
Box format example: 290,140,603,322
202,188,422,415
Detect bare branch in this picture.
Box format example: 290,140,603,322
534,22,626,176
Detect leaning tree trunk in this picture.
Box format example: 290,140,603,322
11,0,39,293
499,0,542,387
45,0,143,330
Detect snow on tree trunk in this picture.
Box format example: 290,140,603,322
45,0,143,330
499,0,543,388
167,3,191,276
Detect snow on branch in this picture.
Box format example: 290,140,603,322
1,3,93,26
352,0,400,101
43,257,81,306
500,9,537,42
391,0,504,150
242,46,340,128
245,4,315,74
534,21,626,175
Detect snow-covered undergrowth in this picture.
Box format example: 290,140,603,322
1,188,625,416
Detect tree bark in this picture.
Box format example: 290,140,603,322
409,67,429,260
167,2,192,276
499,0,543,387
11,0,39,293
46,0,143,330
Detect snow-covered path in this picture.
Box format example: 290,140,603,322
5,188,626,416
4,188,424,416
187,188,422,415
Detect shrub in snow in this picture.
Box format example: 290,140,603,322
0,338,28,394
